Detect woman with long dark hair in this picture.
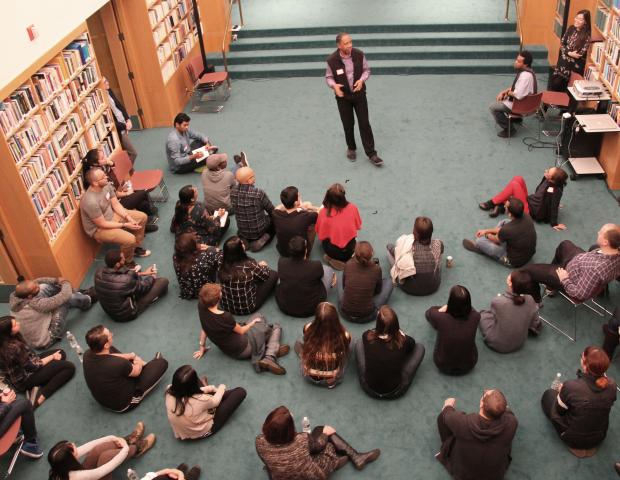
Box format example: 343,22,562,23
170,185,228,246
47,423,155,480
479,270,541,353
315,183,362,270
0,316,75,408
297,302,351,388
549,10,591,91
425,286,480,375
356,306,424,399
218,236,278,315
173,232,222,299
541,346,617,455
255,405,380,479
165,365,246,440
82,148,157,225
337,241,393,323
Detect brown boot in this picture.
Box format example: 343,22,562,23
329,434,380,470
276,345,290,358
124,421,145,446
135,433,156,457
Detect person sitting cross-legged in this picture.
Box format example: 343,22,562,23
230,167,275,252
355,305,424,399
479,270,541,353
255,405,380,480
276,236,335,318
218,236,278,316
47,424,156,480
436,390,518,479
463,196,536,268
195,283,289,375
80,168,150,270
387,216,444,296
83,325,168,412
165,365,246,440
541,346,617,457
95,250,169,323
173,232,222,300
272,186,319,257
296,302,352,388
9,277,95,349
337,241,393,323
201,151,246,213
522,223,620,303
0,316,75,410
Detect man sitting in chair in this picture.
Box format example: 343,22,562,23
489,50,537,138
522,223,620,303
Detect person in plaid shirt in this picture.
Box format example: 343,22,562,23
523,223,620,303
230,167,275,252
218,236,278,315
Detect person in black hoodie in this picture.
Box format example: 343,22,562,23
478,167,568,230
436,389,518,480
541,345,617,456
94,250,169,322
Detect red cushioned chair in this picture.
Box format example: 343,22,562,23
186,56,231,113
111,150,169,202
506,92,543,143
0,418,24,479
539,72,584,137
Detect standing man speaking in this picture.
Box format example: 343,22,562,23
326,33,383,167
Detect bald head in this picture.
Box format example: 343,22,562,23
14,280,38,299
600,223,620,249
236,167,256,185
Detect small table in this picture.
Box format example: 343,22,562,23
567,86,612,113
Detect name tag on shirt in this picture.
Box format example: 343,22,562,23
546,187,555,193
105,192,111,201
336,69,344,75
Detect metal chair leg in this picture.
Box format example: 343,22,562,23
5,435,24,479
539,311,577,342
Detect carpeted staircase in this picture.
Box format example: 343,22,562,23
218,23,549,78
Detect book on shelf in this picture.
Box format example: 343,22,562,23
591,42,605,66
32,65,64,103
608,102,620,125
605,37,620,66
0,83,38,135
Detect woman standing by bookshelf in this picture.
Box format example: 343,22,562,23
549,10,592,91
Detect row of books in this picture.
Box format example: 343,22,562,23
584,65,600,81
68,65,99,101
599,0,620,8
169,18,193,48
172,35,195,68
148,0,176,29
151,1,192,46
611,14,620,41
86,111,113,147
606,36,620,67
161,60,176,83
596,6,611,33
0,83,38,135
31,166,74,215
51,114,82,155
32,64,64,104
592,42,605,66
157,41,173,65
42,190,79,241
607,102,620,126
602,60,619,88
19,142,58,191
42,88,76,129
7,114,48,162
79,90,106,124
64,38,92,66
100,132,117,158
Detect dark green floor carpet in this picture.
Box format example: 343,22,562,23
3,74,620,479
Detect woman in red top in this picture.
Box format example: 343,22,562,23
316,184,362,270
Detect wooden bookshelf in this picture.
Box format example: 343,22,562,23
586,0,620,188
0,24,120,285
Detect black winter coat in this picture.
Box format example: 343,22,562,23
94,267,153,322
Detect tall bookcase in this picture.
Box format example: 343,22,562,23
586,0,620,188
0,24,120,285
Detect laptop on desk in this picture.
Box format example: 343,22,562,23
575,114,620,132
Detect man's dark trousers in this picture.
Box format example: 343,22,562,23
336,92,376,157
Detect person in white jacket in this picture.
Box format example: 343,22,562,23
47,422,155,480
139,463,201,480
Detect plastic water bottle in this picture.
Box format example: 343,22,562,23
127,469,139,480
551,372,562,391
66,331,84,363
302,416,311,434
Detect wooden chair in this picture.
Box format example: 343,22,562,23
0,418,23,479
186,56,231,113
111,150,168,203
539,285,612,342
507,92,543,143
539,72,584,137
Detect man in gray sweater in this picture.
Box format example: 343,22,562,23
9,277,96,349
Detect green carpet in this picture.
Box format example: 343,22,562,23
3,72,619,479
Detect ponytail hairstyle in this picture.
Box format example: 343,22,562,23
583,345,611,389
353,241,373,267
509,270,532,306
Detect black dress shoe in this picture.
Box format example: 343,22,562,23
145,224,159,233
478,200,494,211
462,239,481,253
488,204,505,218
497,128,516,138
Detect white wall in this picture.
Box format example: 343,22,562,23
0,0,108,91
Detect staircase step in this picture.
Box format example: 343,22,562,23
231,31,521,51
219,45,547,66
236,23,518,38
227,58,550,79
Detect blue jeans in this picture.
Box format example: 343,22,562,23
336,272,394,323
38,284,91,342
475,220,510,266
